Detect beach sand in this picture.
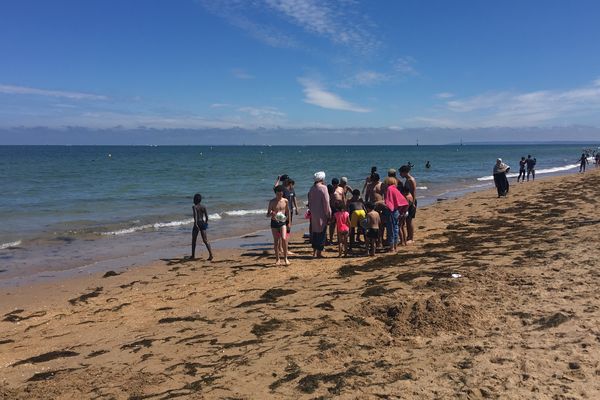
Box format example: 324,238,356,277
1,170,600,399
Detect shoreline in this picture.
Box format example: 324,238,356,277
0,165,592,288
1,169,599,398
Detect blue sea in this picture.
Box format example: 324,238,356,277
0,144,596,285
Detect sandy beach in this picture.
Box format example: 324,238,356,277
1,170,599,399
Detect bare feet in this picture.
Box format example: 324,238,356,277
275,259,281,266
207,255,214,261
284,259,291,266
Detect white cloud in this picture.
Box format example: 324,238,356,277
435,92,454,99
413,78,600,128
238,106,285,118
393,56,417,76
0,84,107,100
201,0,379,53
231,68,254,79
339,70,388,88
299,77,370,113
210,103,232,108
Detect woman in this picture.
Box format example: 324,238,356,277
308,171,331,258
493,158,511,197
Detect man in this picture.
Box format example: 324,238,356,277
191,193,213,261
526,155,536,181
283,178,298,224
267,185,290,266
399,165,417,244
365,172,383,203
308,172,331,258
579,153,588,172
335,177,353,206
329,178,341,243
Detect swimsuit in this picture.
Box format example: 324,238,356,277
334,211,350,233
270,220,286,229
366,228,379,239
350,209,366,228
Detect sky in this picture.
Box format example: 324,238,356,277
2,0,600,144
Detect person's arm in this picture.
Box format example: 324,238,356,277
323,188,331,220
292,195,298,215
202,206,209,224
285,199,291,225
362,178,368,195
266,200,272,218
273,175,281,188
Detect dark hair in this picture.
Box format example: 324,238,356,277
352,189,360,196
371,172,380,182
365,201,374,211
335,200,345,211
399,165,410,174
327,184,334,195
370,166,377,173
332,178,340,185
288,179,295,185
274,185,284,193
527,155,532,158
193,193,202,204
521,156,525,160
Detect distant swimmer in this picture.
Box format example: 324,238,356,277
526,155,536,181
425,161,431,169
191,193,213,261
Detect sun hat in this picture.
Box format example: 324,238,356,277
314,171,326,182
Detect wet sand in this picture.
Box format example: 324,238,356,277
1,170,600,399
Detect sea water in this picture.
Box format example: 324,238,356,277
0,144,596,283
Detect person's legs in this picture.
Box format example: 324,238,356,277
280,225,289,265
340,231,348,256
391,210,399,251
200,230,213,260
398,215,406,246
271,228,281,264
191,227,199,259
531,170,535,181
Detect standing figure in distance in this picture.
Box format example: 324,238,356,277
191,193,214,261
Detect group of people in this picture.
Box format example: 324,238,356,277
494,155,537,198
305,166,418,260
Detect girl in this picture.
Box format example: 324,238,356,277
334,201,350,257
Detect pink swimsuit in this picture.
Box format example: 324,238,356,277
334,211,350,233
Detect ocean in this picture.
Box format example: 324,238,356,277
0,144,597,285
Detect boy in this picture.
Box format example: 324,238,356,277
364,202,381,257
267,185,290,266
348,189,366,250
192,193,213,261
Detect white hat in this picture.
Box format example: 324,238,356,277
314,171,326,182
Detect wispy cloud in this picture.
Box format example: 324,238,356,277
339,70,388,88
435,92,454,99
393,56,418,76
0,84,107,100
201,0,379,53
210,103,232,109
231,68,254,79
415,78,600,127
238,106,285,118
299,77,370,113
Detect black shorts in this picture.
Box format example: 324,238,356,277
271,220,286,229
366,228,379,239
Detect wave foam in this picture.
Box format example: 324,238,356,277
477,162,580,181
223,209,266,216
0,240,22,250
416,186,428,190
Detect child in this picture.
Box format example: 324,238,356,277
334,200,350,257
267,185,290,266
399,186,414,247
364,202,381,257
191,193,214,261
348,189,366,250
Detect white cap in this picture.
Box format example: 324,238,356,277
314,171,326,182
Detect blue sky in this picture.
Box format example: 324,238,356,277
2,0,600,140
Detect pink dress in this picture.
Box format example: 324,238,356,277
334,211,350,233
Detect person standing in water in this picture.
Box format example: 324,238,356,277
267,185,290,266
191,193,213,261
517,157,526,183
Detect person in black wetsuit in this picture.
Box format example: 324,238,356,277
191,193,213,261
517,157,526,182
493,159,510,197
579,153,589,172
